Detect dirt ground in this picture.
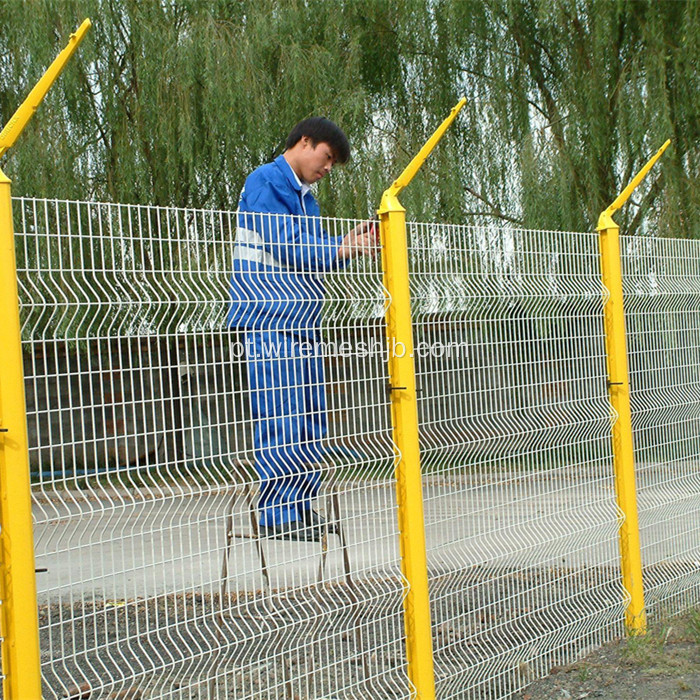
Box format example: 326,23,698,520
517,609,700,699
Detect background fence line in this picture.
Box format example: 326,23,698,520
4,195,700,698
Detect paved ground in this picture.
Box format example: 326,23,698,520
33,466,699,601
33,469,626,601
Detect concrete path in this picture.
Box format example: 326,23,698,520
32,465,700,604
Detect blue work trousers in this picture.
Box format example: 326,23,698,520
245,330,327,527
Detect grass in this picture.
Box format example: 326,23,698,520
619,607,700,676
623,622,672,665
687,608,700,644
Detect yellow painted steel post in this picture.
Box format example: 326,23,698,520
0,167,42,700
378,98,465,698
0,19,91,698
597,140,670,635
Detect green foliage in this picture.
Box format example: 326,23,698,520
623,622,671,664
0,0,697,235
688,608,700,644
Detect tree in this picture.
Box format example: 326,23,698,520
0,0,696,235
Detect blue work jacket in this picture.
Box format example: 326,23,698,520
227,155,346,338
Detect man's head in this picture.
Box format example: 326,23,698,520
284,117,350,184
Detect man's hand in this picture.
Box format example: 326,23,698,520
337,220,380,260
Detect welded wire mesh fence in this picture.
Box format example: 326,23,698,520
622,235,700,618
8,196,700,699
16,197,405,699
409,223,626,699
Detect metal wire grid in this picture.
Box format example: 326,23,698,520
14,197,406,699
622,234,700,618
408,222,626,698
14,195,699,700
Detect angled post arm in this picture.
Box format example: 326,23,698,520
0,19,91,699
596,139,671,635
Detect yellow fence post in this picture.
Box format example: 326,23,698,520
0,19,91,697
378,97,465,698
0,167,43,700
597,139,671,635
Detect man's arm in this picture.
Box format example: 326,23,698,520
242,178,379,269
241,179,342,272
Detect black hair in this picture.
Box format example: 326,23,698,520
285,117,350,164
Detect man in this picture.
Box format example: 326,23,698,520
228,117,376,542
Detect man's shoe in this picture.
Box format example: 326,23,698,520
259,519,321,542
300,509,339,536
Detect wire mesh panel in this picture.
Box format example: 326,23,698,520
15,197,406,699
18,194,700,699
622,235,700,617
408,223,625,698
